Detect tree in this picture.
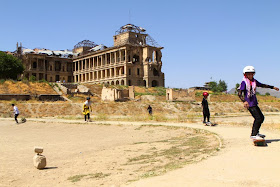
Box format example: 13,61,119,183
208,81,218,92
265,92,270,96
208,80,228,92
0,51,24,80
217,80,227,92
235,83,240,94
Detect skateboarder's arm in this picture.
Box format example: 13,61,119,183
256,80,279,90
238,89,249,108
237,89,246,103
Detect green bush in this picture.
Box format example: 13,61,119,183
29,75,36,82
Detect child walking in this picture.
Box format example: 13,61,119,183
201,92,210,125
83,97,92,122
12,104,19,124
238,66,279,139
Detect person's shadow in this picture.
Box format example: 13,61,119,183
42,167,58,170
265,139,280,144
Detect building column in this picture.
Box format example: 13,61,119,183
114,67,117,77
101,55,104,66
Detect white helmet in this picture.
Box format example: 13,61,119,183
243,66,255,74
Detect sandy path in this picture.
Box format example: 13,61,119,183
124,122,280,187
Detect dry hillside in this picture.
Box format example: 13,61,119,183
0,80,57,95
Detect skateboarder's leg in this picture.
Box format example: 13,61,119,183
14,114,19,124
248,106,264,136
203,113,207,123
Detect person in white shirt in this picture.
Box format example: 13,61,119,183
12,104,19,124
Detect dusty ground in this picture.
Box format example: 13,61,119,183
0,119,219,187
1,113,280,187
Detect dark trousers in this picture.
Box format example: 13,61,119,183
84,113,90,121
15,114,19,123
248,105,264,136
203,108,210,122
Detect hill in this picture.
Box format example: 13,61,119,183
0,80,57,95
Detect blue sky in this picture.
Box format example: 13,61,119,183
1,0,280,90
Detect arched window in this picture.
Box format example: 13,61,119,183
153,68,159,76
152,80,158,87
132,55,139,63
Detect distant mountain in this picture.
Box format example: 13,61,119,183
228,87,280,98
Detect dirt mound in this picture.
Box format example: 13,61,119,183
0,81,57,95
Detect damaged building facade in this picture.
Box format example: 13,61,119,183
73,24,165,87
16,43,74,82
14,24,165,87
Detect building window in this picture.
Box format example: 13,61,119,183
153,68,159,76
137,68,140,75
133,55,139,63
129,68,131,75
55,61,61,71
33,62,37,69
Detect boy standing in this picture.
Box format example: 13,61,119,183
12,104,19,124
83,97,92,122
238,66,279,139
202,92,210,125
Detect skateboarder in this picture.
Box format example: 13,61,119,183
11,104,19,124
83,97,92,122
238,66,279,140
201,92,211,125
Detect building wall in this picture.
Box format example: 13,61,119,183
22,54,73,82
166,88,195,101
73,37,164,87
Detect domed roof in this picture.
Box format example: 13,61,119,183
115,24,146,35
74,40,97,49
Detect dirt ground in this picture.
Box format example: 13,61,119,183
1,113,280,187
0,119,219,187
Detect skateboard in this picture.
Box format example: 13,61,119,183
252,138,266,146
205,122,215,126
20,118,27,123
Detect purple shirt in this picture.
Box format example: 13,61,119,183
239,80,263,107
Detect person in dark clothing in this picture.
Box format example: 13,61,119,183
238,66,279,140
147,105,153,115
201,92,210,124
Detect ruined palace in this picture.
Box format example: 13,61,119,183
73,24,165,87
16,43,74,82
13,24,165,87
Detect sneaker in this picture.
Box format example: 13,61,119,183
250,135,263,140
257,133,266,138
203,121,206,124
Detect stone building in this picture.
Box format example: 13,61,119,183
13,24,164,87
16,43,74,82
73,24,165,87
